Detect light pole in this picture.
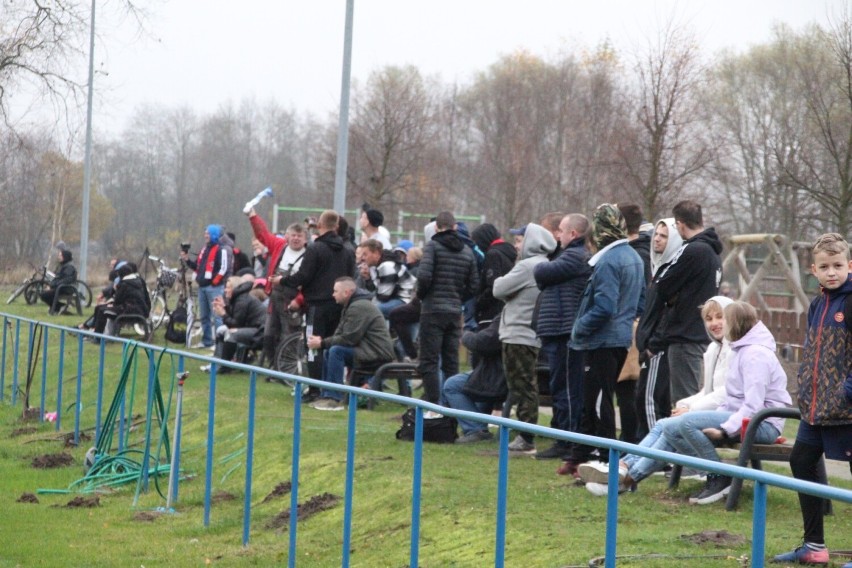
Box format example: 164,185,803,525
332,0,355,214
79,0,96,282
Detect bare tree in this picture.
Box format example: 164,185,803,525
622,20,713,220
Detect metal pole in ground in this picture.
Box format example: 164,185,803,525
167,372,188,510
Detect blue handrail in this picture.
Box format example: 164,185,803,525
1,312,850,568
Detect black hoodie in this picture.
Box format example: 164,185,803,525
416,229,480,314
471,223,517,322
282,231,356,303
655,227,723,344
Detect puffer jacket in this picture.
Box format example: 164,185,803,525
718,321,792,436
223,281,266,330
533,236,591,337
50,260,77,289
416,230,480,315
321,290,395,366
282,231,356,303
493,224,556,347
798,275,852,425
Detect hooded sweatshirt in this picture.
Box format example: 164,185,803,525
472,223,518,323
282,231,356,303
492,223,556,347
675,295,733,411
718,320,792,436
188,226,229,287
656,227,723,344
650,218,684,277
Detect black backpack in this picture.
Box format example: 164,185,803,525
165,305,188,343
395,407,458,443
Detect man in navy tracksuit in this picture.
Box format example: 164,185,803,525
181,224,230,347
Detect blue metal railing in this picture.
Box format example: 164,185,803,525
1,312,850,568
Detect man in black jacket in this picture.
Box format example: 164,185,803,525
41,246,78,313
416,211,480,403
282,210,356,401
656,200,723,401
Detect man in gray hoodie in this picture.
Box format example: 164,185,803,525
493,223,557,453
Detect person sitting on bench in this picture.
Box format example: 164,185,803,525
203,275,265,373
40,245,77,313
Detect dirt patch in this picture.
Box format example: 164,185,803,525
17,492,39,504
11,427,37,438
266,492,341,530
21,408,41,421
31,452,74,469
681,530,748,547
63,431,91,448
64,496,100,508
261,481,292,504
133,511,161,522
211,490,236,503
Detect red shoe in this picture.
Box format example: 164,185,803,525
557,460,581,478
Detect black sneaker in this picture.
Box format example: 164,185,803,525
689,474,732,505
534,443,572,460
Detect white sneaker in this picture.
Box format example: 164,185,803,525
507,435,536,454
578,460,627,486
585,482,610,497
200,364,211,373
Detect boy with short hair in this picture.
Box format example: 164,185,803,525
773,233,852,566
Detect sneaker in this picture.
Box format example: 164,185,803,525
689,474,732,505
771,544,830,564
584,480,635,497
578,460,627,486
455,430,493,444
301,390,321,404
556,460,582,478
664,467,706,481
200,364,211,373
507,435,536,454
534,443,572,460
309,398,344,411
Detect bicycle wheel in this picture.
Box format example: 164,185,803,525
274,332,308,388
75,281,93,307
24,281,45,305
6,282,28,304
149,292,168,330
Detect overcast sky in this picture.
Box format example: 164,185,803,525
85,0,841,132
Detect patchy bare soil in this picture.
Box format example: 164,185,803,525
16,492,39,504
31,452,73,469
63,431,91,448
266,493,341,530
211,490,236,503
10,427,37,438
133,511,161,522
261,481,292,504
64,496,100,508
681,529,748,547
21,408,41,421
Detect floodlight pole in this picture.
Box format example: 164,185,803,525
79,0,96,282
332,0,355,214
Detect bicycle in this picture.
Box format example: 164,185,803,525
6,264,92,308
6,264,53,305
145,255,179,331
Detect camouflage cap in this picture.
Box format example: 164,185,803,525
591,203,628,249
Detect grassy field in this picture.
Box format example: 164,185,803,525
0,294,850,567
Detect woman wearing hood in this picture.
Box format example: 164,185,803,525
493,223,556,453
581,295,734,495
41,246,77,313
180,224,230,348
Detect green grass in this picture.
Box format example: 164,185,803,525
0,294,850,567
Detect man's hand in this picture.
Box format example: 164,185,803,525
670,406,688,417
212,296,226,317
701,427,724,441
246,206,256,218
307,335,322,350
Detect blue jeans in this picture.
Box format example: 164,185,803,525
441,372,490,434
623,416,680,482
198,285,224,346
663,410,780,464
377,298,404,320
541,335,569,434
320,345,354,402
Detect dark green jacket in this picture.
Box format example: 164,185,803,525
321,290,395,366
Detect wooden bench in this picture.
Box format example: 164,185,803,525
668,406,832,512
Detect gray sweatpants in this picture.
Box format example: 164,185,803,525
667,342,706,402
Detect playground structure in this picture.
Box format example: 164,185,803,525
272,205,485,246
